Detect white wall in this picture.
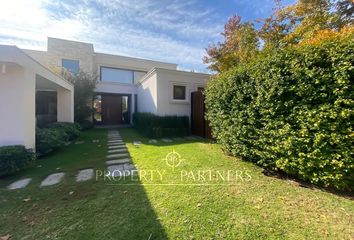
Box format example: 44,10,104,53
156,69,209,118
137,72,158,114
0,64,36,149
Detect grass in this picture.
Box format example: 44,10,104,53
0,128,353,239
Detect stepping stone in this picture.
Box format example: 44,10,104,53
92,139,100,143
133,141,142,146
123,163,136,171
107,153,129,159
108,145,126,149
108,140,123,143
76,169,94,182
148,139,158,144
106,165,125,177
40,173,65,187
7,178,32,190
108,142,125,146
106,158,131,165
162,138,173,143
107,148,127,153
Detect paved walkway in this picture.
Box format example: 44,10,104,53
6,129,137,190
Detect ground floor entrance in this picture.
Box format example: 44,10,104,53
93,93,131,125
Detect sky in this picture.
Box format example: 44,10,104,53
0,0,295,72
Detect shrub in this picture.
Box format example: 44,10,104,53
133,112,190,138
47,122,81,141
0,145,35,177
36,127,67,156
79,120,94,131
205,34,354,190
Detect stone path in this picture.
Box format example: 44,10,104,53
76,169,94,182
40,173,65,187
6,129,137,190
7,178,32,190
105,130,137,177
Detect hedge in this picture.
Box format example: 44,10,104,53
133,112,190,138
0,145,35,177
205,35,354,190
36,122,81,156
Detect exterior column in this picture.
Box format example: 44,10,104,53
57,88,74,122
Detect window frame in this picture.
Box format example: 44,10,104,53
170,82,189,103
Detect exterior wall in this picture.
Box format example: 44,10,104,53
0,64,36,149
137,72,158,114
155,69,209,118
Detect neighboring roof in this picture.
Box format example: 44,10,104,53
0,45,73,90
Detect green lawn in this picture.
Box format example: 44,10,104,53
0,128,353,239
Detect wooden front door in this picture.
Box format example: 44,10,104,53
101,95,122,125
191,91,212,139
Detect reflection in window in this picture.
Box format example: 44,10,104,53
100,67,146,84
173,85,186,100
36,91,57,127
62,59,79,75
93,95,102,123
122,96,129,123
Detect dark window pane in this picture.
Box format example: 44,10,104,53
62,59,79,74
173,85,186,100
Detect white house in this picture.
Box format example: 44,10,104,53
0,37,210,149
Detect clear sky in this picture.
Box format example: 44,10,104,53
0,0,295,72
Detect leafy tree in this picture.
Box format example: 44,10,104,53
335,0,354,26
65,71,98,123
203,15,259,72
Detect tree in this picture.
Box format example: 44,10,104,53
203,15,259,72
335,0,354,27
66,71,98,123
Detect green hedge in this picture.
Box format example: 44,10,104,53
133,112,190,138
36,122,81,156
205,36,354,190
0,145,35,177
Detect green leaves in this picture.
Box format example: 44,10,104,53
205,35,354,191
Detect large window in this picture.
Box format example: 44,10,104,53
173,85,186,100
100,67,146,84
62,59,79,75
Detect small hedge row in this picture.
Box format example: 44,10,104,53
0,145,35,177
36,122,81,156
205,34,354,191
133,112,190,138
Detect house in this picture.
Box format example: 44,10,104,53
0,37,210,149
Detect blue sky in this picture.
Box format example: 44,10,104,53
0,0,295,72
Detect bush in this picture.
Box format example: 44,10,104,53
79,120,94,131
205,35,354,190
47,122,81,141
133,112,190,138
36,128,67,156
36,122,81,156
0,145,35,177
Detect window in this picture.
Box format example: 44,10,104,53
62,59,79,75
100,67,146,84
173,85,186,100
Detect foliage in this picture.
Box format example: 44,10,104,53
203,15,259,72
0,145,35,177
133,112,190,138
36,122,81,156
205,34,354,190
79,119,94,131
47,122,81,141
204,0,353,72
65,71,98,123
